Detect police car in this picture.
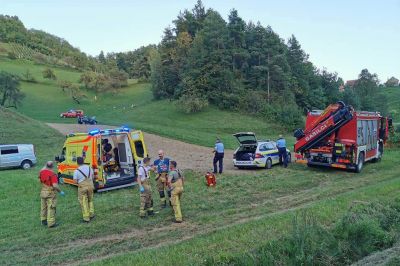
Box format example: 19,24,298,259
233,132,291,169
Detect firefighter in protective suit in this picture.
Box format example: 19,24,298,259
39,161,64,228
153,150,171,208
137,157,154,218
167,161,184,223
73,157,95,223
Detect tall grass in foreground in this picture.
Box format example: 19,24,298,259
205,200,400,265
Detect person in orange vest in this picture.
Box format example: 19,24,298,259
39,161,64,228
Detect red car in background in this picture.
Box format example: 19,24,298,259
60,109,84,118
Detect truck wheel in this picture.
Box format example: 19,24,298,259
265,158,272,169
355,152,364,173
373,143,384,163
21,160,32,170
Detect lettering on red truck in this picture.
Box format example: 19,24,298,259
305,124,327,142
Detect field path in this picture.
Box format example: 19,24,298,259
47,123,242,174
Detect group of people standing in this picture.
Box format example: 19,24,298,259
137,149,184,223
38,150,184,228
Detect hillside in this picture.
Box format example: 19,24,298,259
383,86,400,123
1,108,400,265
0,56,292,148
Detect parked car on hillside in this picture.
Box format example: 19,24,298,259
0,144,37,170
78,116,97,125
233,132,291,169
60,109,84,118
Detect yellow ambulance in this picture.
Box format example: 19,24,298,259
55,127,148,192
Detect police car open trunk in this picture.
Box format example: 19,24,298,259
233,132,258,161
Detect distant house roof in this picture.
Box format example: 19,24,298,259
385,77,399,86
345,80,357,87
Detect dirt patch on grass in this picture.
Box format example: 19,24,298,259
47,123,254,175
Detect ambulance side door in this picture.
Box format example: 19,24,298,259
130,131,148,165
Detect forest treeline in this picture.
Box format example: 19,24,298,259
0,2,389,127
149,1,387,127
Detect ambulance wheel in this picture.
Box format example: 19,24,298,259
21,160,32,169
355,152,364,173
265,158,272,169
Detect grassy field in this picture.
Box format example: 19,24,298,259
1,108,400,265
0,57,292,149
383,86,400,123
2,56,400,265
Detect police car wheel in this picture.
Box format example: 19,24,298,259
21,160,32,169
265,158,272,169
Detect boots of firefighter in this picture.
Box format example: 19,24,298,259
139,207,147,218
147,199,154,216
159,190,166,208
167,190,172,206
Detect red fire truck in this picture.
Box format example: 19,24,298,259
294,101,389,172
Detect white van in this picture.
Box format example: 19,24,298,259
0,144,37,169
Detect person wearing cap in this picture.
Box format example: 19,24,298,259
73,157,95,223
153,150,171,208
39,161,64,228
137,157,154,218
167,161,184,223
277,134,288,168
213,138,224,174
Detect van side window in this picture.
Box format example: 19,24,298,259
134,141,144,158
1,147,18,155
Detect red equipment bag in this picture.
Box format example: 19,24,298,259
205,172,216,187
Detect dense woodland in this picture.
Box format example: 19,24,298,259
0,2,392,128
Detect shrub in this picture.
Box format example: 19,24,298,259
7,51,17,59
42,68,56,80
20,70,37,83
176,93,209,113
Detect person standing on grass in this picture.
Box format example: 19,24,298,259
39,161,64,228
167,161,184,223
137,157,154,218
73,157,95,223
277,134,288,168
153,150,171,208
213,137,224,174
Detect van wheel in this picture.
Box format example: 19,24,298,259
21,160,32,170
265,158,272,169
355,152,364,173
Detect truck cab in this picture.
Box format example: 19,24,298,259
55,127,148,192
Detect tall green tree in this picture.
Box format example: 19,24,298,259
0,71,25,108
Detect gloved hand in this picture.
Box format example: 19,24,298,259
140,185,145,193
59,191,65,196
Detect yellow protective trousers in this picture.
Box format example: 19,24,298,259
171,179,184,222
139,180,153,217
78,179,95,222
40,186,57,227
156,173,168,204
